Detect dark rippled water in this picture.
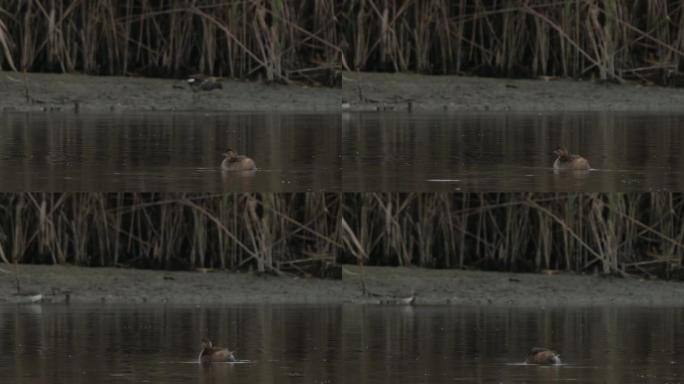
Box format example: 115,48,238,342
2,304,684,383
4,111,683,192
342,112,684,191
0,112,341,191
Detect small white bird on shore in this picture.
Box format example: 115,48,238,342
11,291,43,304
187,74,223,91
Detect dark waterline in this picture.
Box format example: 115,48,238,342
342,112,684,192
0,112,341,192
2,304,684,383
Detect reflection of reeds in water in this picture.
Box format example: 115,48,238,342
341,193,684,279
0,1,340,84
0,193,342,273
341,1,684,83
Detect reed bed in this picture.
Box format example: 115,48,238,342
341,193,684,279
0,193,342,273
340,0,684,83
2,193,684,279
0,0,340,84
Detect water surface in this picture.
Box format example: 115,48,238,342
1,304,683,383
0,112,340,191
4,111,684,192
343,112,684,191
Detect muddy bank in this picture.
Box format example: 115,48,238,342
343,72,684,112
2,264,684,306
0,72,339,112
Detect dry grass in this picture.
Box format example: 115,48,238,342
2,192,684,279
0,11,17,71
340,0,684,84
0,193,342,272
0,1,340,85
341,193,684,279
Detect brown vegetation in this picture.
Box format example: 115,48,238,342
3,2,683,84
2,193,684,279
341,193,684,279
339,0,684,84
0,0,340,85
0,193,342,273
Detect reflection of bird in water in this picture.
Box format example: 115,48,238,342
553,146,590,170
187,74,223,91
525,347,561,365
221,148,256,171
198,338,237,363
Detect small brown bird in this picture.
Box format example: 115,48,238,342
525,347,561,365
553,146,590,170
221,148,256,171
198,338,236,363
187,74,223,91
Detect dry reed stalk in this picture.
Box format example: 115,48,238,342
0,11,17,71
0,193,345,273
5,193,684,280
339,193,684,277
0,1,339,85
340,1,683,83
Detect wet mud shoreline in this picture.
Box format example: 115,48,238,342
343,71,684,112
4,71,684,113
0,72,339,112
2,264,683,306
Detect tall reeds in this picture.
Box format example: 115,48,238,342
341,0,684,83
0,0,340,84
3,2,681,83
2,193,684,279
341,193,684,279
0,193,342,272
